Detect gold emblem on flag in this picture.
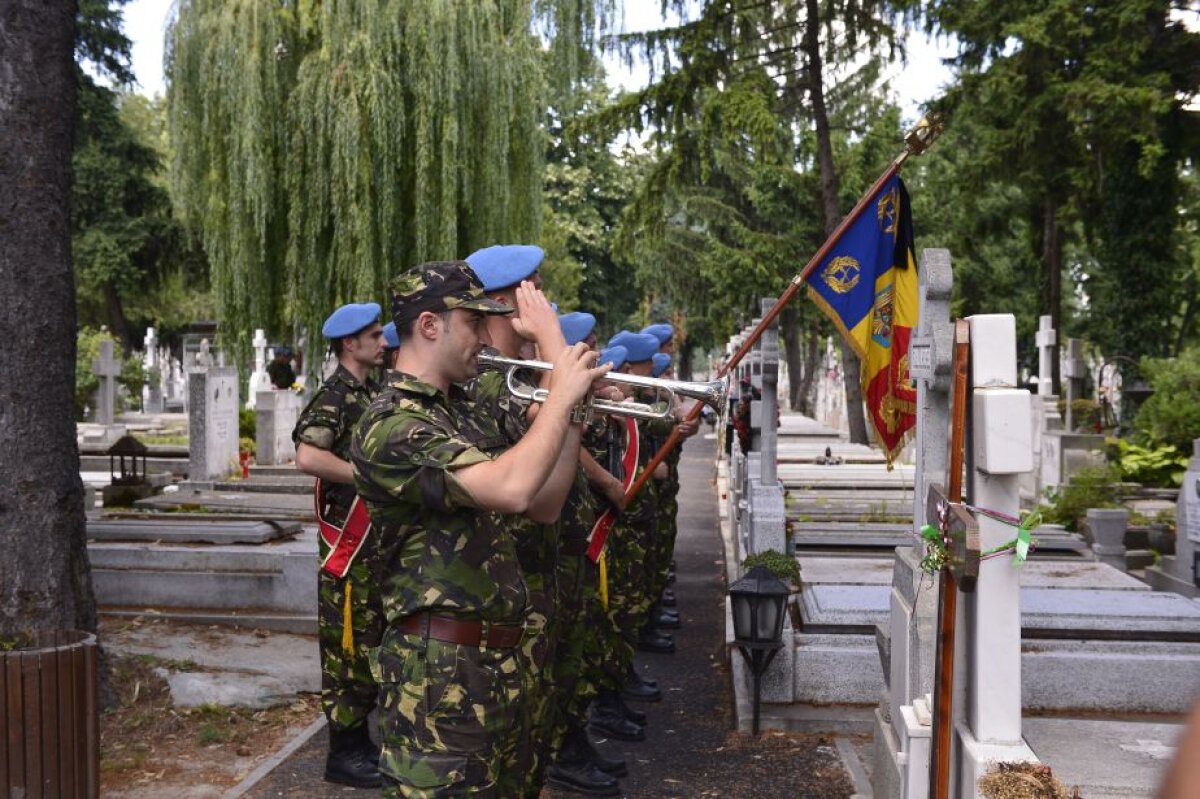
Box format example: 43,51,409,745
877,186,899,234
823,256,861,294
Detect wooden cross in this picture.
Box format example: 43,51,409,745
928,319,978,799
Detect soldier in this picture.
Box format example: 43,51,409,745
293,302,386,788
352,262,607,798
463,244,592,797
382,321,401,372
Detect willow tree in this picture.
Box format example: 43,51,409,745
168,0,611,361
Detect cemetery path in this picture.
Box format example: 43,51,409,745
241,434,852,798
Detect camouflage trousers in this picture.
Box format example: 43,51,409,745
605,512,658,679
549,552,608,752
516,576,558,798
648,481,680,604
374,626,526,798
317,551,382,732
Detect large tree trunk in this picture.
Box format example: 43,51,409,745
103,279,133,351
779,305,804,411
0,0,95,637
804,0,868,443
798,323,821,415
1043,200,1062,395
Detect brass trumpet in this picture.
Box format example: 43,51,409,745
477,352,728,421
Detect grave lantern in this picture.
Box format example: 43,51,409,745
729,564,791,734
107,434,148,486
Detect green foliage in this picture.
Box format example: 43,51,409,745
168,0,610,375
1134,346,1200,451
741,549,801,586
1057,399,1102,433
1110,438,1187,487
239,409,257,441
1038,465,1121,532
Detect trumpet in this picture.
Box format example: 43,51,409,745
477,352,728,421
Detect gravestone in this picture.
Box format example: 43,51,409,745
246,328,271,410
188,355,240,482
142,327,164,413
1146,438,1200,598
1087,508,1129,571
85,337,127,445
255,388,302,466
1062,338,1086,432
873,248,954,799
1034,315,1056,398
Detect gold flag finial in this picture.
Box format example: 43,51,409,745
904,114,945,156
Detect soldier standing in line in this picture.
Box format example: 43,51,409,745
382,321,401,373
293,302,386,788
352,262,607,798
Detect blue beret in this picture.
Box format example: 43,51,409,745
382,321,400,348
322,303,381,339
651,353,672,378
641,323,674,345
559,312,597,346
607,330,659,363
598,345,628,371
465,244,545,292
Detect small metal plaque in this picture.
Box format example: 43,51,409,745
926,483,980,592
910,336,934,381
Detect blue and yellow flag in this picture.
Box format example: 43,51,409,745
805,175,918,466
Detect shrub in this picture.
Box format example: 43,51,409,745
1134,346,1200,451
741,549,801,586
239,408,256,440
1039,465,1121,532
1111,438,1187,487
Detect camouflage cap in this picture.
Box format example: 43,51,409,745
389,261,513,328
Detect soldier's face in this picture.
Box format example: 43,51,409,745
442,309,491,382
348,323,385,368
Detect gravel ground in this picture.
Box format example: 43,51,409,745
243,435,852,798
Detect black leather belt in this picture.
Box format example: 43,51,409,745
397,612,523,648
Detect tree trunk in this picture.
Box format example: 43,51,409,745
0,0,95,637
804,0,868,443
780,305,804,412
799,323,821,415
1043,200,1062,395
103,279,132,351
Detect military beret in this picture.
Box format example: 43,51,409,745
465,244,545,292
607,330,659,363
389,261,513,329
598,345,628,371
559,312,597,346
382,321,400,349
651,352,672,378
641,323,674,345
322,303,381,339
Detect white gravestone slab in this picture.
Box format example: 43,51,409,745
1034,315,1056,398
142,327,163,413
255,389,302,466
246,328,271,410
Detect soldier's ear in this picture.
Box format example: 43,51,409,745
415,311,442,341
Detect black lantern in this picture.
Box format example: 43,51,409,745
107,434,148,486
729,564,791,734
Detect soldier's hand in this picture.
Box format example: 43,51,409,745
549,343,610,408
677,416,700,439
653,462,668,480
603,477,628,512
594,385,624,403
512,281,568,360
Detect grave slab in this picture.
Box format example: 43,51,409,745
87,518,301,544
135,489,313,518
1024,717,1184,799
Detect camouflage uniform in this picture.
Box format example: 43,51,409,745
648,437,682,608
353,372,528,798
463,363,557,796
293,365,382,734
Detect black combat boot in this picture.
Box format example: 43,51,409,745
546,729,622,796
636,618,675,654
577,726,628,778
589,690,645,742
621,665,662,702
660,587,677,607
616,693,647,725
657,604,680,629
325,725,383,788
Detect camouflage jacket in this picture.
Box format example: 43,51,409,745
293,365,380,509
351,372,528,625
584,415,657,523
464,360,559,578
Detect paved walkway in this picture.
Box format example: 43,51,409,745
241,435,850,798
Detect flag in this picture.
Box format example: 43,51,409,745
805,175,918,466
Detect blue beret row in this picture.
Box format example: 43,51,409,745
323,303,381,339
651,352,672,377
465,244,545,292
641,323,674,345
607,330,659,363
559,311,597,346
598,345,628,371
382,321,400,348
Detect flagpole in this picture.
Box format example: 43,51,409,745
593,115,944,542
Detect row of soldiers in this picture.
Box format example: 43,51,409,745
291,245,698,797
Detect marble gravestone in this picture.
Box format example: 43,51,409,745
142,327,164,413
255,388,302,466
188,356,241,482
1146,438,1200,599
84,337,127,445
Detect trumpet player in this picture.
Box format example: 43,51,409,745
351,261,608,798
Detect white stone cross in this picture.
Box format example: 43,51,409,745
246,328,270,410
91,338,121,425
1035,315,1056,397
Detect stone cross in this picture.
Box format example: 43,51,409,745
197,338,212,368
756,299,779,479
1062,337,1086,431
1035,315,1056,397
142,327,164,413
910,250,954,538
92,338,121,425
246,328,270,410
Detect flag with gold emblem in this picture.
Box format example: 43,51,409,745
805,175,918,466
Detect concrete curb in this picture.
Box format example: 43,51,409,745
222,713,327,798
